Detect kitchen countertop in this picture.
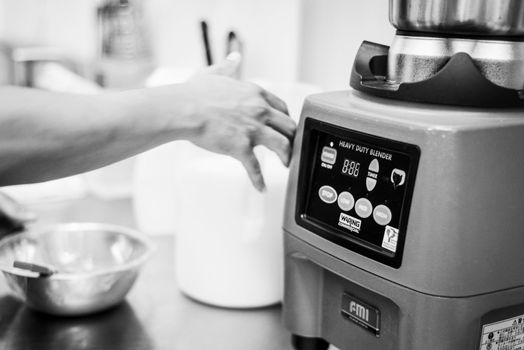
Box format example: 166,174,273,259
0,196,295,350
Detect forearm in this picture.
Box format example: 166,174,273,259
0,86,191,186
0,66,294,191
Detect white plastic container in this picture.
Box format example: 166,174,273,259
133,141,208,235
174,149,288,308
85,158,136,200
133,68,321,306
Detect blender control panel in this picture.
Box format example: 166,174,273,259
296,118,420,268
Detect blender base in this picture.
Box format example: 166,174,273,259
291,335,330,350
284,231,524,350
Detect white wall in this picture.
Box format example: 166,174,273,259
298,0,394,90
0,0,97,61
146,0,302,81
0,1,4,38
0,0,302,82
0,0,394,89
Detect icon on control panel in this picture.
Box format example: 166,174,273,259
321,146,337,165
391,169,406,188
382,226,399,253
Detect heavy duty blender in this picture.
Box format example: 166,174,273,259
283,0,524,349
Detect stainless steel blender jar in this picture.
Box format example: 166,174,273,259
283,1,524,349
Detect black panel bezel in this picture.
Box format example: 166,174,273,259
295,118,420,268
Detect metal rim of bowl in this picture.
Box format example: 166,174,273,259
0,222,156,280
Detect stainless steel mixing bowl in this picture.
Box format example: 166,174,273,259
0,223,154,316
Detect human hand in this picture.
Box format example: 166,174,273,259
0,191,36,238
182,53,296,191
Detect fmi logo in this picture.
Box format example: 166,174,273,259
349,301,369,322
341,293,380,336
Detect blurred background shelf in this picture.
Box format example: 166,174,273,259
0,0,392,91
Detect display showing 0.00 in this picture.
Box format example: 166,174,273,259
342,159,360,178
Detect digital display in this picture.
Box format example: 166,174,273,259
341,159,360,178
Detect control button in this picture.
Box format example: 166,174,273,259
355,198,373,218
321,146,337,165
373,205,392,226
337,192,355,211
369,158,379,172
366,159,379,191
366,178,377,192
319,185,337,204
391,169,406,188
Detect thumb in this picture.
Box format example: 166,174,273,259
0,191,36,223
203,51,242,78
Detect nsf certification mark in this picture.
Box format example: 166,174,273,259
480,315,524,350
381,226,399,252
